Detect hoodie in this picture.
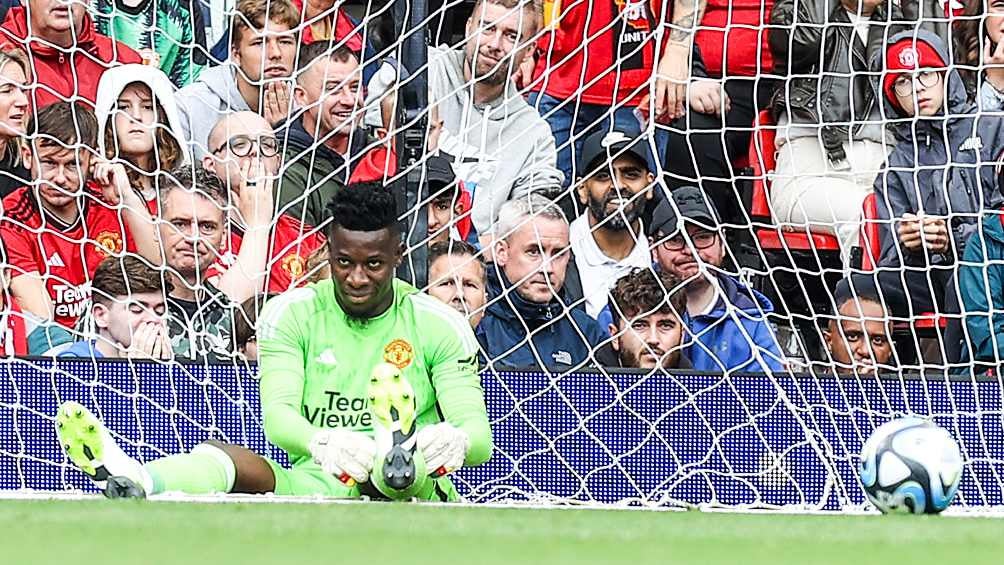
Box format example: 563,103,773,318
94,64,191,168
175,64,252,160
428,45,564,235
0,7,141,108
875,30,1004,279
684,273,785,374
275,116,372,229
476,264,615,370
960,211,1004,364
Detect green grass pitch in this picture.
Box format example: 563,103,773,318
2,499,1002,565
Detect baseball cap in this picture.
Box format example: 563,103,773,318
648,186,720,237
423,155,457,199
577,127,649,177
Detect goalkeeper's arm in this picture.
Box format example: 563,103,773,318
424,313,493,467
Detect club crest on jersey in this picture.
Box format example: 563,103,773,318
614,0,650,31
281,253,306,279
94,231,123,257
384,339,414,369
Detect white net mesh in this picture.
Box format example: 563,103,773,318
0,0,1002,510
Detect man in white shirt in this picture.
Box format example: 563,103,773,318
570,128,655,319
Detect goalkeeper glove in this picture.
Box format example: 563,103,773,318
308,429,377,485
416,422,469,477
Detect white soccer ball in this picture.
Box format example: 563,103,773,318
858,417,963,514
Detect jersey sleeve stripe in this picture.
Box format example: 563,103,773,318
410,293,479,354
257,286,317,342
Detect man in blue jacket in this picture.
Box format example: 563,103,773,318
476,195,615,370
650,186,784,373
875,30,1004,317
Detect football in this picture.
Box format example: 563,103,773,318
859,417,963,514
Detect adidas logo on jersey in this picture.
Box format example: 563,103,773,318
46,253,65,268
316,349,338,366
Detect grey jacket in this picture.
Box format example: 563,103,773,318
876,30,1004,271
428,46,563,235
175,64,253,160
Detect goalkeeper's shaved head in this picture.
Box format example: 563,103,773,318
326,183,404,321
327,181,401,235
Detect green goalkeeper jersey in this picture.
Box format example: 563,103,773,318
256,278,492,469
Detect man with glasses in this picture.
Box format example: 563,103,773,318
649,186,783,373
276,42,369,230
873,30,1004,318
570,127,655,319
202,111,325,303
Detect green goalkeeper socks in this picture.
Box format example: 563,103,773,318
144,444,237,495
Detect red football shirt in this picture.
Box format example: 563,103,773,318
532,0,670,107
208,214,326,294
0,296,27,356
1,186,137,328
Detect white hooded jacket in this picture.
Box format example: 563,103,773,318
94,64,191,168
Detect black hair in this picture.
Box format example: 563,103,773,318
326,182,400,234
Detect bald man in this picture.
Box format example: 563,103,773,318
200,111,326,303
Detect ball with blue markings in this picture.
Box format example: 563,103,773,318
858,417,963,514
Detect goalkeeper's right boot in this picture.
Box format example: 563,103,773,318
55,401,151,499
368,363,427,500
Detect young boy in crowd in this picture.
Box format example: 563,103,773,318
875,30,1004,318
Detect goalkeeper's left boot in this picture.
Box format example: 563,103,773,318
55,401,151,499
368,363,427,500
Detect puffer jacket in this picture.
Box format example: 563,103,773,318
0,7,140,108
875,30,1004,273
476,264,614,371
769,0,939,162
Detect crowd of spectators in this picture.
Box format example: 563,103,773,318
3,0,1004,376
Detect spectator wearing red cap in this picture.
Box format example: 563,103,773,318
0,0,141,108
874,30,1004,317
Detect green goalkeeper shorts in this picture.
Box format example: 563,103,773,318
265,458,460,501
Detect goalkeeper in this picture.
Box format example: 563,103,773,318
56,185,492,501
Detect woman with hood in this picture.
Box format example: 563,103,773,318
0,43,28,198
873,30,1004,318
94,64,190,214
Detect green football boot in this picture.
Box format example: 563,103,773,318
368,363,427,499
55,401,149,499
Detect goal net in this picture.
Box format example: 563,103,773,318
0,0,1001,511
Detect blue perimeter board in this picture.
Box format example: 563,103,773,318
2,358,1002,509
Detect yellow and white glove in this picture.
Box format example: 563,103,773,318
308,429,377,485
416,422,469,477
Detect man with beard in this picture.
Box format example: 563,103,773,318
650,186,784,373
607,268,691,370
427,0,563,244
570,128,655,319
